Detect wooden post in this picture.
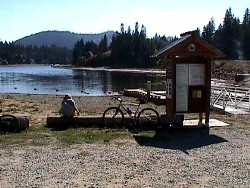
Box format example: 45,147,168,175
147,81,151,102
198,113,203,126
223,89,226,111
205,58,211,126
249,89,250,112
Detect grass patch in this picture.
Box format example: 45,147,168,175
55,128,133,144
0,125,52,146
2,124,207,147
139,131,156,138
0,125,135,146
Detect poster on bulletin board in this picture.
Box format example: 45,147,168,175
189,64,205,85
176,64,189,111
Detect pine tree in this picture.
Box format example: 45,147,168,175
242,8,250,29
202,17,216,44
72,39,85,65
98,34,108,54
242,8,250,59
218,8,241,59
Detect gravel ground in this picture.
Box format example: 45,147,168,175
0,94,249,187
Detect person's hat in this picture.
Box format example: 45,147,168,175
64,93,72,99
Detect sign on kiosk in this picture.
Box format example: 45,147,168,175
175,64,205,112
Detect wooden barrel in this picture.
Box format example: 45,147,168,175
17,116,29,131
0,115,29,133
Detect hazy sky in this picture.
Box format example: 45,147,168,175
1,0,249,42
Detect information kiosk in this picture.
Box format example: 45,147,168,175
153,30,225,126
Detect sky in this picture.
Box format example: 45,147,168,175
0,0,249,42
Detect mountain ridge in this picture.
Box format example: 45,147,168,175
14,30,116,49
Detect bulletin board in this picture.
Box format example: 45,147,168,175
175,64,205,112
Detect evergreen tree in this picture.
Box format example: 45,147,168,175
120,23,125,34
202,17,216,44
0,41,72,65
242,8,250,59
72,39,84,65
98,34,108,54
85,41,98,54
132,22,141,66
242,8,250,29
216,8,241,59
213,24,223,50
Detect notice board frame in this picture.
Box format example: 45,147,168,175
166,56,211,124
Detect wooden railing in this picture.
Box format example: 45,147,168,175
210,85,250,112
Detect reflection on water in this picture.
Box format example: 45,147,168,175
0,65,166,96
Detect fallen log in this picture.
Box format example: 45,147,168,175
47,115,104,127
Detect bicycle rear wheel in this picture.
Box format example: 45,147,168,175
103,107,124,128
137,108,159,130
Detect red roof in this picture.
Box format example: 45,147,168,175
152,30,226,58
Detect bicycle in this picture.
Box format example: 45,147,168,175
0,109,21,134
102,96,160,130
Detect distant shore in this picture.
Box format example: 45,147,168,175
72,66,166,74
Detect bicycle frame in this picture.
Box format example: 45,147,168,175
103,96,159,129
113,97,141,122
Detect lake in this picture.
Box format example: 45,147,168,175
0,65,166,96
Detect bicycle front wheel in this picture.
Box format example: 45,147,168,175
137,108,159,130
103,107,124,128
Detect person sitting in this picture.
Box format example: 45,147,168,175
59,93,80,118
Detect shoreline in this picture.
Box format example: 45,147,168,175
0,63,166,74
72,66,166,74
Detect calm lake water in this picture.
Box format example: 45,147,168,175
0,65,166,96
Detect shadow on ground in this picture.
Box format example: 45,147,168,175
133,127,228,154
45,116,104,131
45,117,228,154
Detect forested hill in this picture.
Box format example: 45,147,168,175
14,30,116,49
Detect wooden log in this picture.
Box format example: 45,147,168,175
47,115,104,127
46,115,133,128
